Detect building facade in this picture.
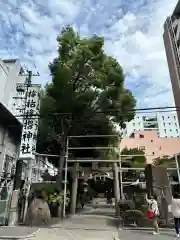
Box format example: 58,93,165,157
0,103,22,177
121,130,180,163
163,1,180,125
0,59,26,115
21,156,57,182
0,59,25,176
124,112,180,138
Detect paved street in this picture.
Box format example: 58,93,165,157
0,199,176,240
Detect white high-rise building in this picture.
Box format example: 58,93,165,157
124,112,180,138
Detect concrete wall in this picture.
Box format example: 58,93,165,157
121,130,180,163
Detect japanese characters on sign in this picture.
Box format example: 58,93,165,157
19,85,41,159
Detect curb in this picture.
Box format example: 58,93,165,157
0,228,40,239
122,227,174,232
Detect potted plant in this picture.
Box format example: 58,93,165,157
47,191,70,217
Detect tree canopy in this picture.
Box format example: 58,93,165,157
121,147,146,168
153,156,176,168
36,26,136,176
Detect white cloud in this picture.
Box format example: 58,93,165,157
0,0,178,109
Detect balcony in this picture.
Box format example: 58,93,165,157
143,116,157,122
143,122,158,129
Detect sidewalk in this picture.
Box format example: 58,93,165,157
27,204,119,240
118,229,177,240
28,214,119,240
0,226,39,239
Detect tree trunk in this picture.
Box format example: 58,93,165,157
113,163,120,216
57,147,65,189
70,163,79,214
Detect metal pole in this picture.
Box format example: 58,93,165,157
118,145,123,199
63,137,69,218
68,134,118,138
35,153,61,158
23,160,32,222
68,147,117,150
175,154,180,184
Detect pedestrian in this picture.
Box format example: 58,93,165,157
171,192,180,237
145,193,159,235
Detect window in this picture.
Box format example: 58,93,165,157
152,152,155,155
151,140,153,142
130,133,135,138
159,146,162,150
164,129,166,133
169,123,171,125
3,155,13,174
139,146,145,150
139,134,144,138
162,116,164,120
176,129,179,133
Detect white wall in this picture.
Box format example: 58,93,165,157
0,60,9,108
125,113,180,138
0,59,26,115
157,112,180,137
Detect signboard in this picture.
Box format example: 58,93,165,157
19,85,41,160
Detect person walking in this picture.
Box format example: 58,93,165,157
145,194,159,235
171,193,180,237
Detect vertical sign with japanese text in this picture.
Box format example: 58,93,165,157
19,85,41,159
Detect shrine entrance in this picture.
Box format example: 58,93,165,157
63,134,122,218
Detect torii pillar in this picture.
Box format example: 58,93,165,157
70,163,79,214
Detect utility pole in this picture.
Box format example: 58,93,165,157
14,69,40,189
13,68,40,223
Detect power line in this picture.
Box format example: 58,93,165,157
12,106,180,119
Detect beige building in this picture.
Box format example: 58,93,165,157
163,1,180,126
121,129,180,163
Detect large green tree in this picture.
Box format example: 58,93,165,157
37,26,136,186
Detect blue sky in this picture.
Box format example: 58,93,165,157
0,0,178,108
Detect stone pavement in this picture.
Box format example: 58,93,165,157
28,214,119,240
28,200,119,240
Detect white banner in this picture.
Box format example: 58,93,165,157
19,84,41,159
